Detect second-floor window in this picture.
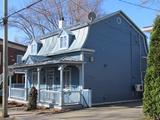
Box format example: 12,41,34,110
16,55,23,63
60,36,67,48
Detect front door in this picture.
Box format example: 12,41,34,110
63,68,71,89
46,68,54,90
32,71,37,87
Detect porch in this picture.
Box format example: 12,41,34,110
8,64,91,109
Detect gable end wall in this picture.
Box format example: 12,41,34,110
83,14,147,104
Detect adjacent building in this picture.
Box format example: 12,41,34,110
8,11,148,109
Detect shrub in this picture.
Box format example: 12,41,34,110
143,16,160,120
27,86,37,111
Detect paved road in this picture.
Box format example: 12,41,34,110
2,102,143,120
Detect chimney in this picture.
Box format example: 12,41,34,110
59,16,64,29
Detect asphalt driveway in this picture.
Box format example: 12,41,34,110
2,102,143,120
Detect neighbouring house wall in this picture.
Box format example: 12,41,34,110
0,44,26,74
83,14,147,104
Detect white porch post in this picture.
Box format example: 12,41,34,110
8,75,12,98
58,65,64,108
37,68,41,102
24,70,28,101
79,63,84,90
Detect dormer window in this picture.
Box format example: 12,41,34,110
31,44,36,53
58,29,75,50
60,36,67,48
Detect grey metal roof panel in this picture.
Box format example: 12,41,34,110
37,26,89,56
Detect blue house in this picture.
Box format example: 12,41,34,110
9,11,148,109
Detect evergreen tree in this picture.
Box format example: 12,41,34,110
143,16,160,120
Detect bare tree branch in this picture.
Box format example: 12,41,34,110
9,0,104,42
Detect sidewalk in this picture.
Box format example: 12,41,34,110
0,102,144,120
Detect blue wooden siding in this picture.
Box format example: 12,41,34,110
83,14,147,103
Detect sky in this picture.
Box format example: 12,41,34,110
0,0,158,43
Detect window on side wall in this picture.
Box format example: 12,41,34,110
16,55,23,64
60,36,67,48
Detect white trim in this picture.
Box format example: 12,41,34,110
92,99,141,106
24,71,28,101
14,71,25,74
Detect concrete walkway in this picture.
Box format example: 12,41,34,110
2,102,143,120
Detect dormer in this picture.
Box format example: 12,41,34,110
58,30,75,50
30,40,42,55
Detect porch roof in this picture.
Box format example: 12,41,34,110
9,59,84,69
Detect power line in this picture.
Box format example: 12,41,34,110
0,0,90,25
8,0,44,18
0,0,44,24
119,0,160,12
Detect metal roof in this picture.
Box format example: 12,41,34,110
22,10,146,61
10,59,83,69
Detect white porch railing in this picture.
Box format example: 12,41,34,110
39,89,60,105
9,86,92,108
10,88,25,100
39,89,81,105
63,90,81,105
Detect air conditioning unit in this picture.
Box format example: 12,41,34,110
135,84,143,92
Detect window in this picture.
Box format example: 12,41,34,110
60,36,67,48
16,55,23,63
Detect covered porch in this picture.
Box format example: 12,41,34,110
8,61,91,109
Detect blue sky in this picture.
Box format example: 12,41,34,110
0,0,158,43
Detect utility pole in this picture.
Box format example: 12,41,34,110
2,0,8,118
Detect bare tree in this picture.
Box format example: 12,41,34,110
9,0,103,42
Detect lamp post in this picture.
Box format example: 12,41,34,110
2,0,9,118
